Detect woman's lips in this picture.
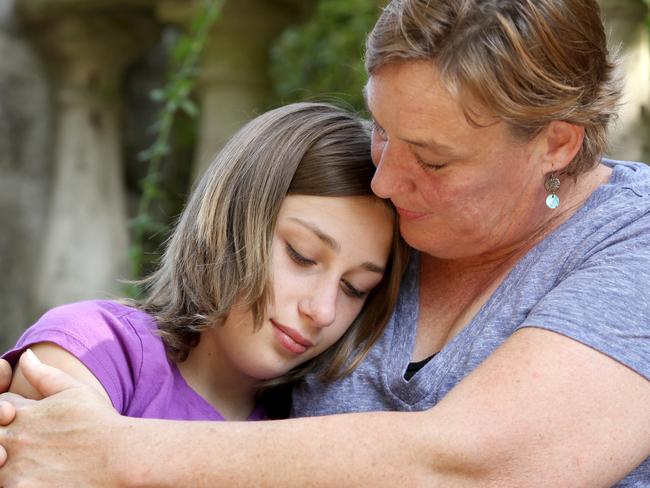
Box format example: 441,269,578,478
395,206,427,221
271,321,313,355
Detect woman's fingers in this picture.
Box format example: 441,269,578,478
0,401,16,427
0,359,11,393
18,349,83,398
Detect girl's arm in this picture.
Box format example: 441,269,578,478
9,345,111,404
1,327,648,487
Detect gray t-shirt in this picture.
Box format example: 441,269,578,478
293,160,650,487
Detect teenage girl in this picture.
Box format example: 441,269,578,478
4,103,408,421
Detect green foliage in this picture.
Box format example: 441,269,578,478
269,0,381,112
127,0,224,295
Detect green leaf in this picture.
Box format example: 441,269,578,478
130,0,224,280
180,98,199,117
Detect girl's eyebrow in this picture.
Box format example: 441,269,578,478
288,218,385,274
290,218,340,252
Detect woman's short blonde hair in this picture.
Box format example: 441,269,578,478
365,0,623,176
140,102,409,383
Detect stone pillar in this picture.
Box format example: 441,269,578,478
599,0,650,163
157,0,307,180
0,0,51,350
18,11,158,311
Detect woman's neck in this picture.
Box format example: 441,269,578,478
176,330,259,421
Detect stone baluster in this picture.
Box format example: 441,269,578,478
18,10,158,311
157,0,307,180
0,0,51,350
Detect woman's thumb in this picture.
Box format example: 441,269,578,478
18,349,82,397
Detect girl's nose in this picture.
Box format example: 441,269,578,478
298,281,337,328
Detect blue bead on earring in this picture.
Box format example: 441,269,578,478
545,173,561,209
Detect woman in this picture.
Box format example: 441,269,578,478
2,102,408,422
0,0,648,486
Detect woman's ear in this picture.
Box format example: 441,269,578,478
537,121,585,174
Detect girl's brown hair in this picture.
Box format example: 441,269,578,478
138,102,409,383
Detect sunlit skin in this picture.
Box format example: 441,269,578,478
177,194,394,419
366,61,605,264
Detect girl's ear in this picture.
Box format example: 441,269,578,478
535,120,585,174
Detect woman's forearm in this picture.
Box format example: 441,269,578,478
117,411,441,488
1,329,648,487
117,328,650,488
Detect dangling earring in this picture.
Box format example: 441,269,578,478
545,173,561,209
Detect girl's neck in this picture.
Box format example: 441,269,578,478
176,331,259,421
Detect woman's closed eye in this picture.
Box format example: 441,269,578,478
371,121,387,141
415,155,446,171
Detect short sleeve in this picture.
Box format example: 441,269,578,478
521,214,650,380
2,301,145,412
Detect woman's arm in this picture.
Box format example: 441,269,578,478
9,345,110,403
0,328,648,487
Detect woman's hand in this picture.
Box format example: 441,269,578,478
0,359,11,394
0,358,16,466
0,351,126,487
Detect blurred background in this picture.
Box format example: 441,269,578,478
1,0,648,351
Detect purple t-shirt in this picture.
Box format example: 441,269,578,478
3,300,263,421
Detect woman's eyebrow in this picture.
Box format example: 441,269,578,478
289,218,385,274
364,97,458,156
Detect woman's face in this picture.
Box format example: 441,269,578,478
366,61,548,261
207,194,394,381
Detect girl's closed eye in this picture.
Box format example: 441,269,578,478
341,279,367,299
286,243,316,266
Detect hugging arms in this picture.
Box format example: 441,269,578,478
0,0,649,486
0,323,648,487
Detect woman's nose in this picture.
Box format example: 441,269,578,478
371,141,413,199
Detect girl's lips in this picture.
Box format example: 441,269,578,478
395,206,427,221
271,321,313,355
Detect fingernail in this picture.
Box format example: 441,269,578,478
24,348,42,366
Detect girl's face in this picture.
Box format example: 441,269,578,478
205,194,395,381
